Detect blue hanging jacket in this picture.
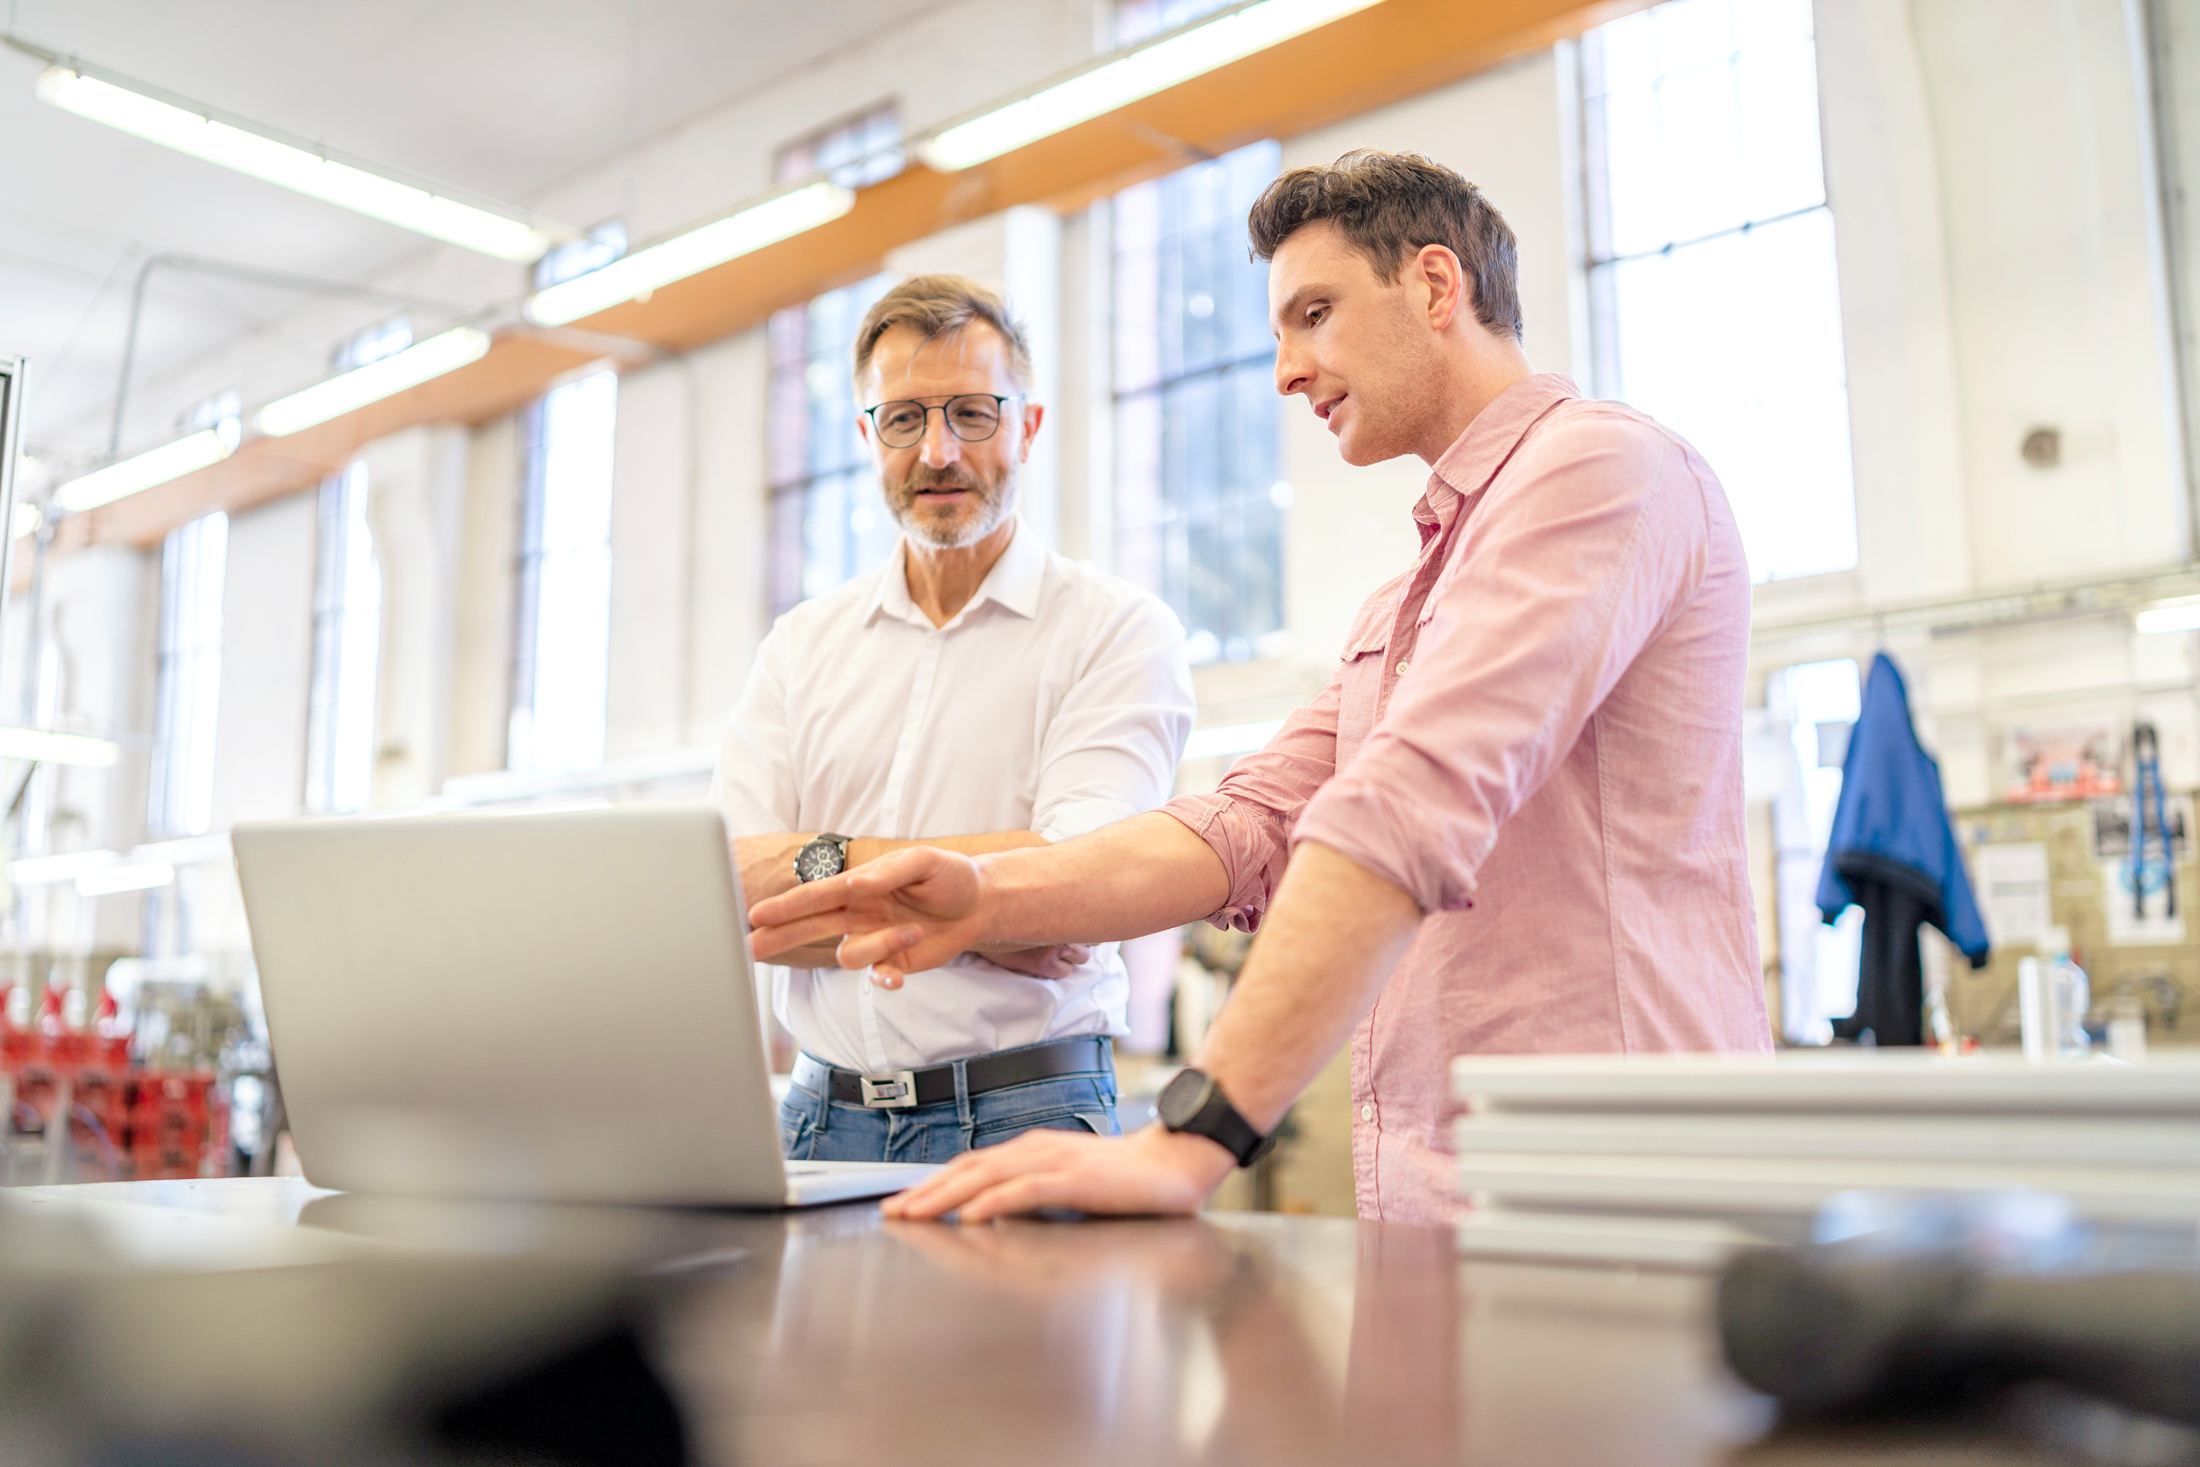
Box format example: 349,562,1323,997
1815,653,1991,964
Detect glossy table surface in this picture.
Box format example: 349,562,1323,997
9,1178,2171,1466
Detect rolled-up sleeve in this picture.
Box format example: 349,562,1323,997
1294,415,1711,913
1164,669,1343,933
1031,592,1195,843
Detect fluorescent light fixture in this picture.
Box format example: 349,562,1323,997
523,180,856,326
0,726,121,767
75,860,175,897
11,503,40,539
256,327,491,437
2136,595,2200,634
33,62,555,261
9,850,120,886
1183,718,1286,761
919,0,1383,171
53,419,239,514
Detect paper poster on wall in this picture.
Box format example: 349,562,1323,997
2103,859,2186,946
1973,842,2051,948
2091,794,2190,860
2004,724,2122,804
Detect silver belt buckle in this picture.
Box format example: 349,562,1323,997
860,1070,919,1109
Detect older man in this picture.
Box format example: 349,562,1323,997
714,273,1193,1165
750,153,1770,1224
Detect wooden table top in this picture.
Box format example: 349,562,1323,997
7,1178,2139,1466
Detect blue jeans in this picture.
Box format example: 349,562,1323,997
779,1040,1120,1164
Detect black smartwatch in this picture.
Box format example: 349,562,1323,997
793,833,852,883
1156,1067,1275,1168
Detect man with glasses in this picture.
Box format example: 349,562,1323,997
713,273,1193,1165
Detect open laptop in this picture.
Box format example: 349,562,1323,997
232,803,936,1208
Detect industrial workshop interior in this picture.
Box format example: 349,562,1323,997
8,0,2200,1460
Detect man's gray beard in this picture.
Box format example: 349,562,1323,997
889,474,1017,550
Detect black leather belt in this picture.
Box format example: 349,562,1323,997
791,1036,1113,1110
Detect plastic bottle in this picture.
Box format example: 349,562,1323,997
2041,927,2092,1060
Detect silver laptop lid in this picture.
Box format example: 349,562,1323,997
234,803,786,1206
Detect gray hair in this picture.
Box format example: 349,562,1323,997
852,273,1035,392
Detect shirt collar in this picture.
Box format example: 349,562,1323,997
866,517,1046,629
1414,372,1582,541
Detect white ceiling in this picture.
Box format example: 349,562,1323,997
1,0,923,461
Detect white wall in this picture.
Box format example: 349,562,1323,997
363,424,471,808
1759,0,2200,811
1920,0,2185,585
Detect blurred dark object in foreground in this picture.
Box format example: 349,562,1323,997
1720,1190,2200,1431
0,1195,688,1466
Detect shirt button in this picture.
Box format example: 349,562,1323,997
1395,660,1409,676
1360,1104,1375,1122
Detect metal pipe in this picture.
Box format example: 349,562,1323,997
0,357,25,694
509,324,704,741
107,252,473,458
2141,0,2200,563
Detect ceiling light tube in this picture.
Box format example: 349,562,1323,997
919,0,1383,172
0,726,121,767
523,180,856,327
256,326,492,437
2135,596,2200,634
9,850,120,886
75,860,175,897
53,419,238,514
29,57,561,262
11,503,41,540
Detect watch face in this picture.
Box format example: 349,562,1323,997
794,838,845,883
1156,1068,1212,1131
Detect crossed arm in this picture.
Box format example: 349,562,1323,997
736,830,1087,975
746,812,1423,1218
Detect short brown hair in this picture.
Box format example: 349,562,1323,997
852,273,1035,393
1247,150,1523,340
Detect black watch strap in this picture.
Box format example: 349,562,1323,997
1157,1067,1276,1169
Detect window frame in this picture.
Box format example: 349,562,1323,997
148,511,228,839
507,369,618,774
1576,0,1861,587
764,102,906,616
1109,137,1288,666
303,461,382,814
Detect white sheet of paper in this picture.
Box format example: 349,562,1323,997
1973,842,2050,947
2103,858,2185,945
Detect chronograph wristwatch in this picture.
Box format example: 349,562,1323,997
793,833,852,884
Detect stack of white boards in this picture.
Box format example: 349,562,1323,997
1449,1050,2200,1270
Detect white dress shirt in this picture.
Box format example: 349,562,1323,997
712,521,1193,1072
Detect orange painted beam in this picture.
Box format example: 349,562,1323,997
18,336,603,583
61,0,1645,559
572,0,1653,349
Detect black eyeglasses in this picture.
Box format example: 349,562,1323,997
861,394,1022,449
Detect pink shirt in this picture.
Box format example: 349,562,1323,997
1165,374,1769,1224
